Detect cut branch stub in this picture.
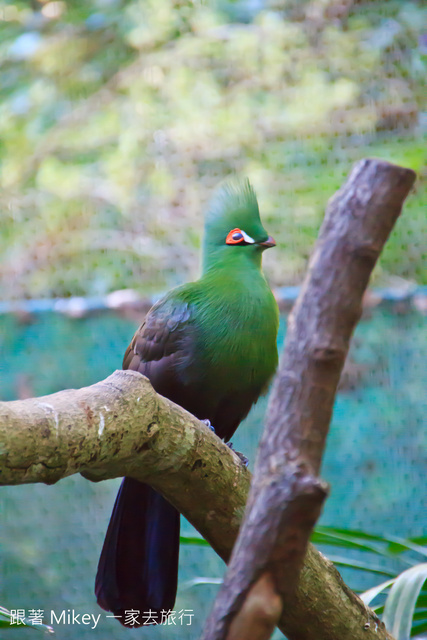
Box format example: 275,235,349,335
201,159,415,640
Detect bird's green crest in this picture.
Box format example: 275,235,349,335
204,177,264,240
202,177,270,272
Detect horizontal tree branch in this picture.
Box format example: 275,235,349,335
1,369,391,640
0,370,248,561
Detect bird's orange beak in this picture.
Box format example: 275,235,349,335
258,236,276,248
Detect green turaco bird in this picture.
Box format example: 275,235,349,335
95,177,279,626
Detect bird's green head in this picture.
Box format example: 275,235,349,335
202,177,275,273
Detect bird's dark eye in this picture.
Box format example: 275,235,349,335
232,232,243,241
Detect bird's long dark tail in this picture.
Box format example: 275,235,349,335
95,477,180,627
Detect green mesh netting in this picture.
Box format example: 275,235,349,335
1,305,426,639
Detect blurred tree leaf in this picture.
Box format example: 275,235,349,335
383,564,427,639
0,605,54,635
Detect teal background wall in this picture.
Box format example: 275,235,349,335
1,303,426,639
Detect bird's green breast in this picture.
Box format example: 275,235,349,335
178,265,279,395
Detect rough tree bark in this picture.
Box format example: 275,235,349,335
201,159,416,640
0,159,416,640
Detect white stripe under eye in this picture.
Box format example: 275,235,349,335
241,230,255,244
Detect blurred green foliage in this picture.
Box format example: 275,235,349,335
0,0,426,300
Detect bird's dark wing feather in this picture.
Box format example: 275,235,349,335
96,296,195,624
123,299,192,366
122,297,202,411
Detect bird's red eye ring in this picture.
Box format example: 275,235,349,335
226,228,244,245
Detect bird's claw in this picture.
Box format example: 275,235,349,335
201,422,248,465
226,441,249,467
201,418,215,433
